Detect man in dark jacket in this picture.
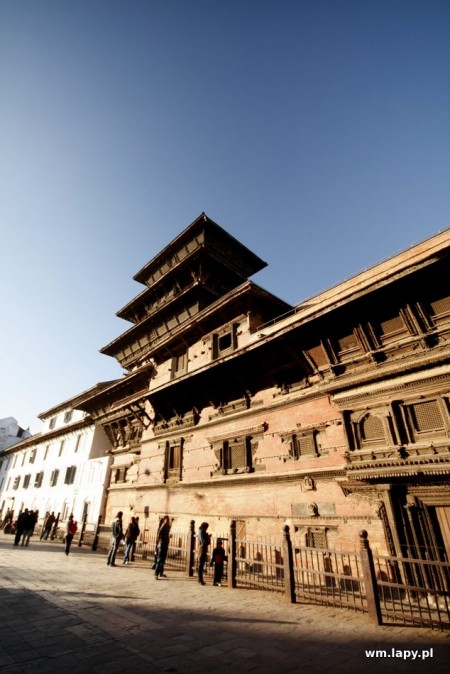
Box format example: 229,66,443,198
122,516,140,565
106,511,123,566
13,509,30,547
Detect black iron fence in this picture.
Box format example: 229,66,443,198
86,518,449,631
293,546,366,613
374,552,450,629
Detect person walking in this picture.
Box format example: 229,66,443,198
20,509,34,546
197,522,210,585
106,511,123,567
14,509,29,546
40,512,56,540
122,516,140,565
23,510,39,546
64,515,78,555
154,516,171,579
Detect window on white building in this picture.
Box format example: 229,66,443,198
50,470,59,487
64,466,77,485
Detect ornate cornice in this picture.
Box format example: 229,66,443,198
207,422,268,445
134,467,347,490
332,364,450,409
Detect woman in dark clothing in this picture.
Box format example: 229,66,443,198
154,516,172,578
197,522,211,585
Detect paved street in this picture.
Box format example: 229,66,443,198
0,533,448,673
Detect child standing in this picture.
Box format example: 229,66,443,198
210,538,227,586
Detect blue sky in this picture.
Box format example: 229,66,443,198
1,0,449,432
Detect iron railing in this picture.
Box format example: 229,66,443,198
88,519,449,630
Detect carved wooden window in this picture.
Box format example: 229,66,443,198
219,437,252,473
306,527,327,548
429,295,450,324
347,410,392,450
164,439,183,481
404,399,446,442
335,331,361,361
171,349,188,379
373,313,408,346
212,324,238,359
306,344,329,369
291,432,318,458
114,467,128,483
360,414,386,445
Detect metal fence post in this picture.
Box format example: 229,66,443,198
92,515,102,551
359,530,382,625
228,520,237,588
77,513,88,547
282,525,296,603
187,520,196,576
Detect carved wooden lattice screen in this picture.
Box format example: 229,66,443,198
430,296,450,319
410,401,444,434
293,433,317,457
361,415,385,444
228,439,247,469
379,315,406,343
306,528,327,548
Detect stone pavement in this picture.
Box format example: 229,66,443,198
0,533,448,673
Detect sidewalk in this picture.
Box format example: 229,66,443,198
0,533,448,673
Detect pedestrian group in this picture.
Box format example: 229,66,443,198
6,507,227,586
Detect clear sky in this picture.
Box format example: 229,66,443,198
1,0,449,433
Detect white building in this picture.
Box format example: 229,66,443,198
0,386,113,532
0,417,31,451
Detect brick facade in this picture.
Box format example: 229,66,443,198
79,215,450,559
